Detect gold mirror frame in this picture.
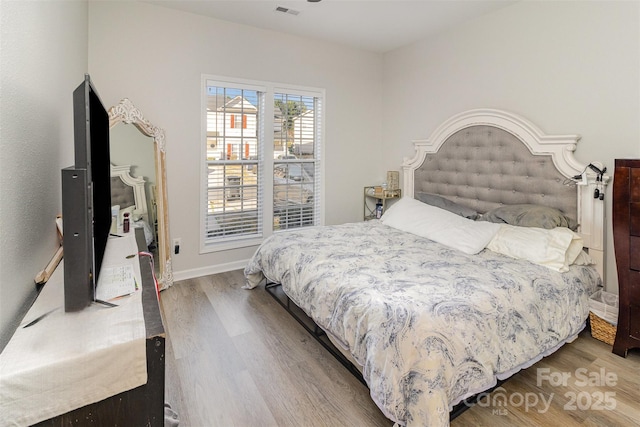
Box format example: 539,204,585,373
108,98,173,289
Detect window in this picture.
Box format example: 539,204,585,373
230,114,247,129
202,77,323,252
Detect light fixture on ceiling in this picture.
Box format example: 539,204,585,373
307,0,322,2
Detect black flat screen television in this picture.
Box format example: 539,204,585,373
61,74,111,312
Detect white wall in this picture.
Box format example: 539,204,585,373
0,1,88,347
381,1,640,293
88,1,383,279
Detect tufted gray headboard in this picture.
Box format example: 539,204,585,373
111,176,136,210
413,125,577,218
402,109,609,278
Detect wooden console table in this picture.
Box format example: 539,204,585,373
0,229,165,426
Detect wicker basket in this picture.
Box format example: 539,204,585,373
589,312,617,345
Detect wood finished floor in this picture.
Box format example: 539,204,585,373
161,270,640,427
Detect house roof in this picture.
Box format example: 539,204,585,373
222,96,257,113
207,94,230,112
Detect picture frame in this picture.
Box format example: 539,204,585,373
386,171,399,190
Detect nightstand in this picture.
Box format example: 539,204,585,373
364,186,401,220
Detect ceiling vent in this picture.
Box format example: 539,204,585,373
275,6,300,16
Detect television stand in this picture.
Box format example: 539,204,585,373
0,229,165,426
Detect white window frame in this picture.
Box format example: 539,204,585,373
200,75,325,253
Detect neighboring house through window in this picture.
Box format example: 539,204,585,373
201,76,324,252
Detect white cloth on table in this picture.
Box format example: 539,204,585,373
0,233,147,427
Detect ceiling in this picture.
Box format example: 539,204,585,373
146,0,517,53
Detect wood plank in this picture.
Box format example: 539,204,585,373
161,302,193,427
199,273,253,338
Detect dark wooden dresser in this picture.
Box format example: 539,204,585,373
36,229,166,426
612,158,640,357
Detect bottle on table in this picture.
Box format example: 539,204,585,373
123,212,130,233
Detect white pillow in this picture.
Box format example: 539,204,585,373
573,250,595,266
486,224,585,272
381,197,501,254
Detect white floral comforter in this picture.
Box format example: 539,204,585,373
244,221,601,427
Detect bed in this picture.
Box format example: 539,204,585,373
110,163,155,247
244,109,608,427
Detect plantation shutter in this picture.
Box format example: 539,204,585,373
204,82,263,245
272,92,322,231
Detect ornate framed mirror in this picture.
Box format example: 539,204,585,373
108,98,173,289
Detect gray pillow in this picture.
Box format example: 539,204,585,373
479,204,578,231
415,193,479,220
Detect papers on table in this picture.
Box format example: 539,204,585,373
96,264,137,301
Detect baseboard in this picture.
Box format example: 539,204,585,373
171,259,249,282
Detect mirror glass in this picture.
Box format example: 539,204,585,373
110,125,157,256
108,99,173,289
